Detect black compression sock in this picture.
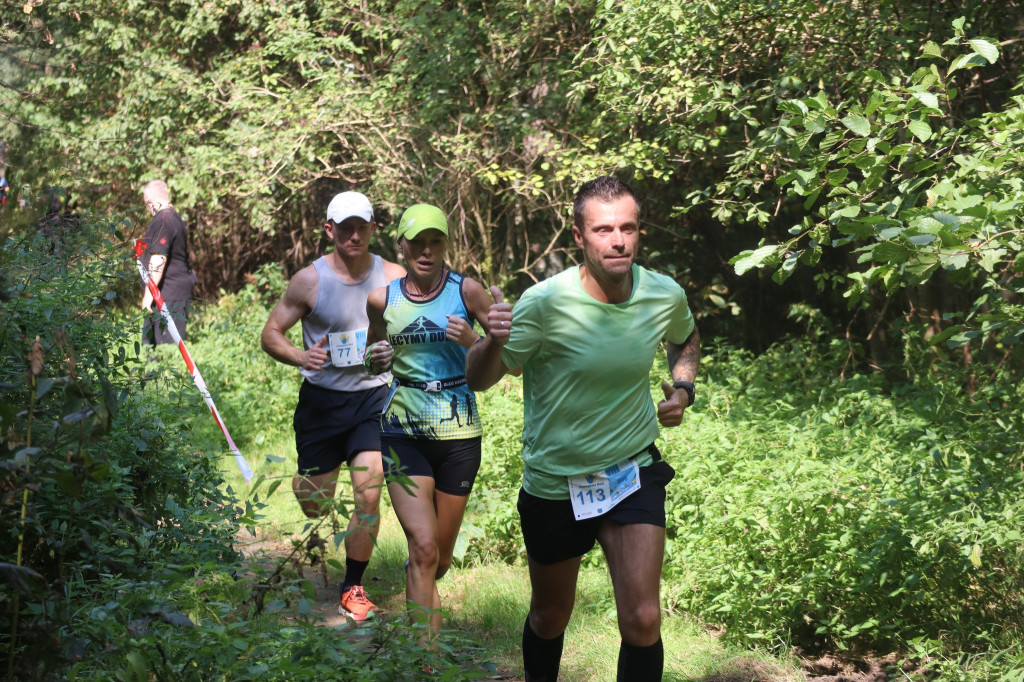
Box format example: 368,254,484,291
522,617,563,682
341,558,369,589
617,637,663,681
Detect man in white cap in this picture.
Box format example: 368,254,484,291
262,191,405,620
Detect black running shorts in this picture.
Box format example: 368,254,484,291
517,448,675,565
381,435,482,497
293,381,387,476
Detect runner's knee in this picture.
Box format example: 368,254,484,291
352,483,382,510
296,497,331,518
529,602,573,638
408,537,440,568
293,477,335,518
617,600,661,644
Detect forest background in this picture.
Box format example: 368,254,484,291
1,1,1023,680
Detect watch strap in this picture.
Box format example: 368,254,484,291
672,380,695,407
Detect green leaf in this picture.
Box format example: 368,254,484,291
864,69,886,84
731,245,782,276
820,131,844,150
872,242,911,264
829,205,860,221
921,41,942,58
841,114,871,137
36,378,57,400
940,252,969,270
928,324,967,346
949,53,988,74
968,38,999,63
913,92,939,110
793,130,814,151
778,100,807,115
979,247,1004,272
795,169,818,186
906,256,941,285
864,91,885,116
836,221,875,239
802,187,821,210
804,116,826,135
825,168,849,186
907,120,931,142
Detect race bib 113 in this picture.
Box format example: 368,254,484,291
567,458,641,521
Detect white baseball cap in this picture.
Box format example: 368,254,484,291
326,191,373,224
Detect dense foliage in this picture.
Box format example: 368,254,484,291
663,338,1023,660
0,211,239,677
466,339,1024,666
3,2,1023,365
3,1,1024,676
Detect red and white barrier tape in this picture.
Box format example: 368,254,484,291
134,239,254,483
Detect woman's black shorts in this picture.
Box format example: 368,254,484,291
381,435,482,497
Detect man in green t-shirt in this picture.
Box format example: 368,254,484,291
466,176,700,681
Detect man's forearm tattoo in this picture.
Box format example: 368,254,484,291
668,327,701,382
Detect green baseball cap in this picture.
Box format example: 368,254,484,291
397,204,449,241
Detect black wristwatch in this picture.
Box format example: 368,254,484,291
672,380,695,407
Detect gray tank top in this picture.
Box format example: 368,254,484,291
300,254,390,392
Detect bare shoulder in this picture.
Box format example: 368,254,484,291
461,275,488,300
283,263,318,309
460,276,493,316
380,258,406,282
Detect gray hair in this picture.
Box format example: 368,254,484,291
142,179,171,207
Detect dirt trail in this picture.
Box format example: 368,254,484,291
235,527,898,682
235,526,356,628
234,526,520,679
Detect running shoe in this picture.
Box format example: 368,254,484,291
338,584,378,621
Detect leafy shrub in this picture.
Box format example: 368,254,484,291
462,377,526,563
660,338,1024,654
455,328,1023,668
185,262,301,452
0,212,240,677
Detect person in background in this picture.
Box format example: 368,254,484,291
140,180,196,346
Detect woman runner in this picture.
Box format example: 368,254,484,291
365,203,495,641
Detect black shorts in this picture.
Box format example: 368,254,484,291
381,435,481,497
293,381,387,476
517,450,675,565
142,299,190,346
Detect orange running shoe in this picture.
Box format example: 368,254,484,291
338,584,378,621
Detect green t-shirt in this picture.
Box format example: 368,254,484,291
501,264,695,499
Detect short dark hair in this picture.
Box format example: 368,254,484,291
572,175,639,227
